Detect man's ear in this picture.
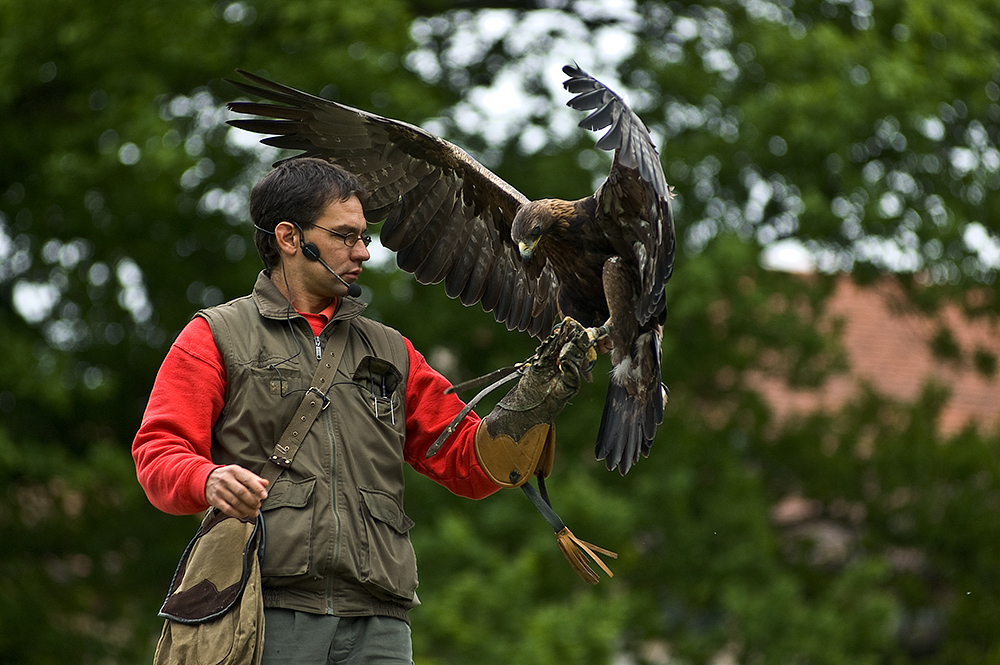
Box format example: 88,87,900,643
273,221,299,255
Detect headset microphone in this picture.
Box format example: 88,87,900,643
313,253,364,298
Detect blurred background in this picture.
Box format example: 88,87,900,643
2,0,999,663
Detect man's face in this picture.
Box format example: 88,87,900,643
300,194,370,297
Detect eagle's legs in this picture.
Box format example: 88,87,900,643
592,322,613,355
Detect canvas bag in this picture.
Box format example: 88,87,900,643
152,320,351,664
153,510,266,665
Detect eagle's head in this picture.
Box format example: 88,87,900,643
511,199,570,263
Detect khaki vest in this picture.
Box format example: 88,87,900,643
199,272,416,620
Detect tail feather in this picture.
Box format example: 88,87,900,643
595,382,639,474
595,328,665,474
595,379,663,475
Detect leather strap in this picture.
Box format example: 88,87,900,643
521,476,618,584
260,320,351,485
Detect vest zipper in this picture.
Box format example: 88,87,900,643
327,420,341,614
314,336,323,360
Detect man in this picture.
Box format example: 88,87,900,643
133,157,591,664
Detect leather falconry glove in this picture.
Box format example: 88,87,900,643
474,317,592,488
475,317,618,584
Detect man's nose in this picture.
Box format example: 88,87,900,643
353,240,371,262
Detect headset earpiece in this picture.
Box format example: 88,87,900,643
288,220,321,262
301,241,321,262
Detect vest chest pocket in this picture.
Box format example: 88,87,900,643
351,357,404,428
259,477,316,578
358,487,417,602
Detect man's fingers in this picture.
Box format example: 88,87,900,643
215,498,257,519
220,492,259,519
227,467,268,496
206,465,269,518
221,482,259,508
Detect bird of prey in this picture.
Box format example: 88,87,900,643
227,64,675,475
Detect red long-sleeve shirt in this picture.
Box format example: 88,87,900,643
133,304,498,515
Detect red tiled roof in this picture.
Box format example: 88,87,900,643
750,276,1000,435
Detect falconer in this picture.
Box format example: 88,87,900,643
133,156,594,664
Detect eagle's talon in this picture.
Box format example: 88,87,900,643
585,324,613,356
583,349,598,376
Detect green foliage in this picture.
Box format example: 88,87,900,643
0,428,199,663
1,0,998,663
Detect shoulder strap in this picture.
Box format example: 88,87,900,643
260,320,352,485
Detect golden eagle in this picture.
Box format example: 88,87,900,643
227,64,675,474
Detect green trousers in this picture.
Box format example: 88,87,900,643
261,609,412,665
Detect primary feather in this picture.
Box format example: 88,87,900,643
227,64,675,473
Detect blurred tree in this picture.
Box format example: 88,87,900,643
0,0,997,664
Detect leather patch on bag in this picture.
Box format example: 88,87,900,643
154,509,266,665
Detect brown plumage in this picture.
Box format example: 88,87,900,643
226,64,675,474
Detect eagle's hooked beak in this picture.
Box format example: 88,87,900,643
518,239,538,262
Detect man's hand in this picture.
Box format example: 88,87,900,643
205,465,269,518
475,317,597,488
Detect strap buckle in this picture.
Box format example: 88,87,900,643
307,387,331,410
268,454,292,468
268,443,293,469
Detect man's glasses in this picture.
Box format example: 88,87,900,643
313,224,373,248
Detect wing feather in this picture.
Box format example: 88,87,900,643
562,64,675,326
580,102,619,132
396,188,460,276
480,255,507,313
491,260,516,323
442,222,483,298
414,211,474,286
406,191,464,283
461,251,494,307
444,223,482,298
529,297,557,338
512,272,538,332
380,177,451,249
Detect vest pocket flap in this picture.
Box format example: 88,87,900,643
359,488,414,535
261,477,316,511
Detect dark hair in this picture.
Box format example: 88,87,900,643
250,157,367,269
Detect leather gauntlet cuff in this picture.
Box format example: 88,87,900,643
474,420,556,488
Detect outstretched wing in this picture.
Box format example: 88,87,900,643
562,64,675,326
227,70,560,337
563,65,674,474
